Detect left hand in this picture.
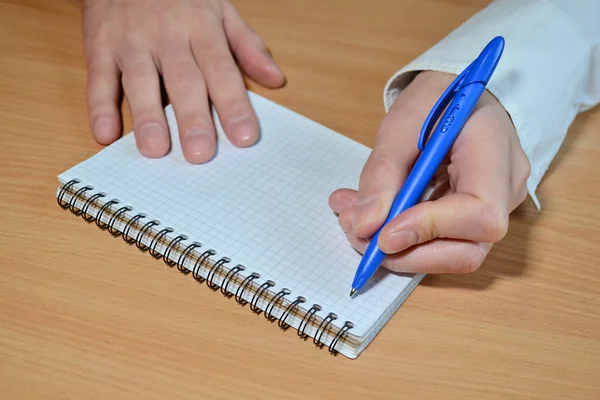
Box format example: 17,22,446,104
81,0,285,164
328,71,531,274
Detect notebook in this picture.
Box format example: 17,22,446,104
56,91,424,359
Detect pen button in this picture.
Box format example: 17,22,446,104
439,95,464,133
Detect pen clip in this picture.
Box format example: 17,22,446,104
417,66,470,151
418,36,504,151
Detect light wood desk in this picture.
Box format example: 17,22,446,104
1,0,599,398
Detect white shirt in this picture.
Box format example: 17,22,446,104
383,0,600,209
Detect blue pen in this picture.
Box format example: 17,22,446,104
350,36,505,297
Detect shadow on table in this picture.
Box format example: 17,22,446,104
421,110,592,290
420,202,537,290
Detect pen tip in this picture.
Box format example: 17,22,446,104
349,288,357,298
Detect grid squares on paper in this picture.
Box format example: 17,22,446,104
58,92,419,338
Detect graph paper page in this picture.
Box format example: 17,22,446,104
58,92,421,337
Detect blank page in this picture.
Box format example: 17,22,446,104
58,92,422,353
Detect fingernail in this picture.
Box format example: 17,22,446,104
229,114,257,145
184,129,212,156
353,194,380,231
139,123,165,149
93,117,113,142
384,230,419,253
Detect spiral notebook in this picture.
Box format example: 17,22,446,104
56,92,424,359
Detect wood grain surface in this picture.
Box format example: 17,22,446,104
1,0,599,399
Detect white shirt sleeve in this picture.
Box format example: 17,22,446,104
383,0,600,209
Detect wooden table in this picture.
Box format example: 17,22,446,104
2,1,599,398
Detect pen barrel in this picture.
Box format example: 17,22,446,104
387,82,486,219
351,83,486,291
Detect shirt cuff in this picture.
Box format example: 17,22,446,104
383,0,598,210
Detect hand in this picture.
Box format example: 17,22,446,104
329,71,531,274
82,0,285,163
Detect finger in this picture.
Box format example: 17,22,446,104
351,91,433,239
346,230,368,254
449,102,513,209
222,1,285,88
379,103,513,253
328,188,357,214
428,177,452,201
86,52,122,145
121,51,170,158
338,208,354,233
378,193,508,254
159,43,216,163
346,230,492,274
386,240,493,274
191,17,259,148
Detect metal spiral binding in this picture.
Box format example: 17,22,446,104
68,185,93,215
122,213,146,244
192,249,215,282
163,235,188,267
176,242,202,274
250,280,275,313
220,264,245,297
135,220,159,250
81,192,106,222
108,206,133,236
57,179,354,355
328,321,354,354
265,288,291,322
96,199,119,229
234,272,259,305
278,296,306,330
313,313,337,348
298,304,322,339
149,227,174,258
206,257,230,290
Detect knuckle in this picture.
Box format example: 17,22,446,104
235,32,266,53
181,109,207,122
422,212,438,242
202,56,238,78
510,148,531,208
480,202,509,242
517,152,531,189
86,62,107,88
132,113,163,128
517,187,528,206
339,213,352,233
510,136,531,186
360,151,400,186
447,162,458,177
194,6,222,25
164,62,198,88
84,20,112,49
384,257,404,274
456,245,487,273
180,112,212,132
122,59,154,81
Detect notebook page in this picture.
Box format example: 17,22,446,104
58,92,420,339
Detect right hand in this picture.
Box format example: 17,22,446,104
82,0,285,163
329,71,530,274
